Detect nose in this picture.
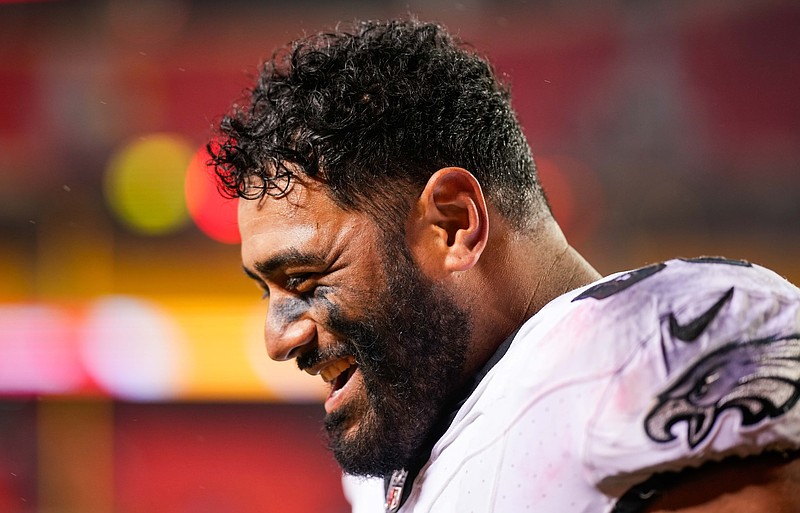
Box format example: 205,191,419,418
263,295,317,361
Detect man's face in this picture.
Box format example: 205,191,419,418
239,178,470,476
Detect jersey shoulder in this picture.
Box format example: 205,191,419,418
572,258,800,497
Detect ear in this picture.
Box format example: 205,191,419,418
409,167,489,273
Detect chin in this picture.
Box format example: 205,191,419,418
325,404,408,477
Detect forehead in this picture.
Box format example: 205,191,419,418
237,179,373,268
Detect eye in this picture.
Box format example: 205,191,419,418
284,273,315,294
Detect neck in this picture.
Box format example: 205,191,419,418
521,221,601,319
462,217,601,376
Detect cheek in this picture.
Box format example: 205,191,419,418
313,286,334,303
311,286,346,324
312,283,379,324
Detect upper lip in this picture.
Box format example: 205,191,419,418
304,356,356,383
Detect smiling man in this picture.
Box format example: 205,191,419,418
210,19,800,513
238,175,474,477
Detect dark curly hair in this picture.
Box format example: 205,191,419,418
209,18,551,230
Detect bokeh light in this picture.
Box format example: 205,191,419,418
0,305,85,395
104,133,193,235
165,296,267,400
80,296,188,401
185,144,240,244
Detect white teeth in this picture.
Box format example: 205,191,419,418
318,356,356,383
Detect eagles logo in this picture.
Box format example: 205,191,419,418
645,334,800,448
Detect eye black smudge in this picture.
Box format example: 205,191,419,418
270,287,335,326
313,285,332,299
270,296,308,324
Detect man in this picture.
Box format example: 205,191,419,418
209,19,800,512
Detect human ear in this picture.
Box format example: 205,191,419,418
410,167,489,273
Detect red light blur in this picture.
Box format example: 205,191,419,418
185,145,240,244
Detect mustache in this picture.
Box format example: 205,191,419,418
295,343,356,372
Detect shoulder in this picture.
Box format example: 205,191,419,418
505,257,800,389
571,256,799,316
570,258,800,500
527,256,800,338
539,256,800,381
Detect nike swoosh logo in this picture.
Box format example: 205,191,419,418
669,287,734,341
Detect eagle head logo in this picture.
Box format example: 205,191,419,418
645,334,800,448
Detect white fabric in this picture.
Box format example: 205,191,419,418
344,258,800,512
343,473,386,513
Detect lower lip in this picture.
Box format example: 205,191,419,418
324,368,362,414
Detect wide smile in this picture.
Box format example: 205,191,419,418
306,356,361,413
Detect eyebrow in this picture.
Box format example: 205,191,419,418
244,248,325,280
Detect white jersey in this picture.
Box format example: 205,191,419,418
344,258,800,512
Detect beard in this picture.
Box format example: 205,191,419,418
314,239,471,477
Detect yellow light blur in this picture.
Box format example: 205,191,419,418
104,133,193,235
163,296,270,401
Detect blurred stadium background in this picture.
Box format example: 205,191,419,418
1,0,798,511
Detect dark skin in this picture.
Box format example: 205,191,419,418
645,453,800,512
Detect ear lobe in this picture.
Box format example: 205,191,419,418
416,167,489,272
